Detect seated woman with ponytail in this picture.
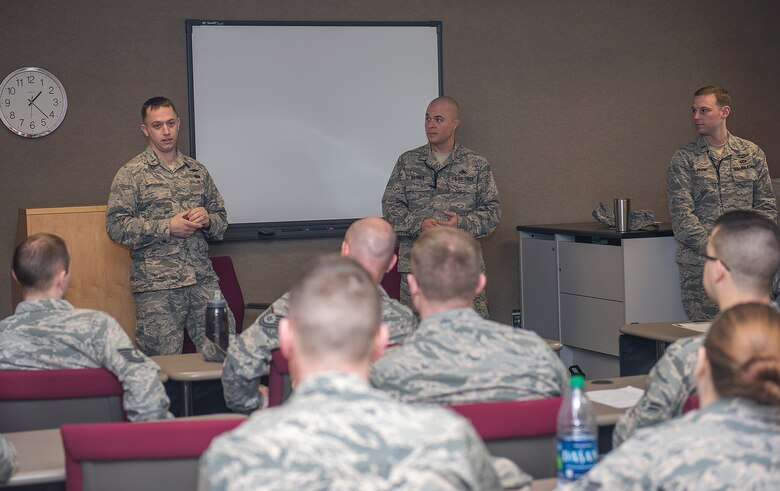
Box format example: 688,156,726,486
562,302,780,490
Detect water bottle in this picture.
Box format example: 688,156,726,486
205,290,229,353
556,374,598,485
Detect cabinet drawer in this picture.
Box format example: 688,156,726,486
560,293,623,356
558,241,624,301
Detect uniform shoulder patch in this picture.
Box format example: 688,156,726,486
117,348,145,363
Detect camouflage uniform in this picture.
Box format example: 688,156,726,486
0,434,16,484
370,308,568,404
382,143,502,319
222,286,416,413
612,335,701,447
667,134,777,321
562,398,780,490
200,372,529,491
0,299,172,421
106,146,230,355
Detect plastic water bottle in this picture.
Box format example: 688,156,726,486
205,290,229,353
556,374,598,485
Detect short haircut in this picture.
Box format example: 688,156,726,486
344,217,396,276
705,303,780,407
694,86,731,107
141,96,177,121
428,96,461,120
411,227,480,302
287,255,380,363
13,233,70,291
712,210,780,294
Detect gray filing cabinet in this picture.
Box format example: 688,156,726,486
517,222,688,377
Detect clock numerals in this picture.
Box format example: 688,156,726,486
3,99,9,107
6,87,15,96
53,98,59,107
1,67,67,137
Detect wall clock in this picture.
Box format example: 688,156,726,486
0,67,68,138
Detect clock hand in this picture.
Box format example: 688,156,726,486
27,91,43,106
31,101,49,118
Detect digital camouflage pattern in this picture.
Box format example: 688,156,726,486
106,146,229,354
222,286,416,413
0,299,172,421
667,134,777,320
135,280,235,356
613,335,701,447
200,372,529,491
370,308,568,404
563,398,780,490
382,143,501,319
0,434,16,484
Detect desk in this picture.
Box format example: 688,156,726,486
3,429,64,488
532,478,556,491
151,353,222,417
585,375,647,426
619,322,701,376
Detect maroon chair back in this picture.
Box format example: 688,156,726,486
269,349,292,407
682,394,700,413
448,397,563,479
0,368,126,432
62,418,244,491
183,255,246,354
379,247,401,300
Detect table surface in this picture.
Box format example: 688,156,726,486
532,478,557,491
3,428,64,487
585,375,647,426
151,353,223,381
620,322,702,344
517,221,674,239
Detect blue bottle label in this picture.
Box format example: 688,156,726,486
556,434,598,481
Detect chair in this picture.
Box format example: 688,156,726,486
61,418,244,491
268,349,293,407
448,397,563,479
0,368,126,432
682,394,700,413
183,256,269,353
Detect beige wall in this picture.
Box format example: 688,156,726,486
3,0,779,323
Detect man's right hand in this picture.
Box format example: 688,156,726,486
421,217,439,232
170,210,203,238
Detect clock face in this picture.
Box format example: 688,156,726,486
0,67,68,138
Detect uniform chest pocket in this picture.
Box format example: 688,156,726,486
139,182,173,216
731,164,757,183
691,162,718,201
183,173,206,208
404,178,434,205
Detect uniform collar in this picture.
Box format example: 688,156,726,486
293,371,375,398
143,146,188,171
15,298,74,314
422,142,463,164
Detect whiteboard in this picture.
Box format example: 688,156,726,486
186,21,442,238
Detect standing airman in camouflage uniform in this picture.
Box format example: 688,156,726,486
200,256,528,491
222,217,416,413
564,303,780,490
106,97,231,356
613,210,780,447
0,234,172,422
382,96,501,319
371,227,568,404
0,435,16,484
667,86,776,321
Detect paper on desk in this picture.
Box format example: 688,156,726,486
587,386,644,408
673,322,711,333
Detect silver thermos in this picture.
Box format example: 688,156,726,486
205,290,229,353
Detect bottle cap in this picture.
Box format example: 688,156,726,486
206,290,227,308
571,374,585,388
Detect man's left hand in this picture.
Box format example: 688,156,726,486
186,207,211,228
437,211,459,228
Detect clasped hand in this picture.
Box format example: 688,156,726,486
421,211,459,232
170,207,210,238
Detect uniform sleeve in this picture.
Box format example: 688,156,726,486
666,152,708,255
382,157,428,238
96,315,172,421
106,166,171,250
368,347,411,401
752,148,778,222
458,161,501,239
222,300,285,413
612,338,698,447
0,434,17,485
201,170,228,240
461,423,510,490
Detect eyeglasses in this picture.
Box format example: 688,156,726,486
700,253,730,271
